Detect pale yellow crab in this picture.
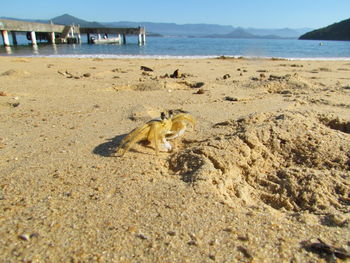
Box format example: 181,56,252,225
167,111,196,139
116,110,195,156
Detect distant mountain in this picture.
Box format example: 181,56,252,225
102,21,234,36
0,14,104,28
225,27,257,38
299,18,350,41
102,21,309,39
50,14,104,27
246,28,312,38
0,16,48,24
204,27,257,38
204,27,295,39
0,14,311,39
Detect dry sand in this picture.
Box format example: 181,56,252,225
0,56,350,262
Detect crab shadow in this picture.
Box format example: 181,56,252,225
92,134,127,157
93,134,153,157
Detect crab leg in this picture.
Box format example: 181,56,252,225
151,123,160,155
117,124,151,156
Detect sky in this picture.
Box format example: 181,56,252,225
1,0,350,29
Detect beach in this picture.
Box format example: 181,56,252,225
0,56,349,262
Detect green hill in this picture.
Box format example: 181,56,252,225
51,14,104,28
299,18,350,41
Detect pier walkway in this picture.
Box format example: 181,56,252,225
0,19,146,46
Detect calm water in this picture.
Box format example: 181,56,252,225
1,35,350,59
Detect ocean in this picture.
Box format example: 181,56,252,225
1,35,350,60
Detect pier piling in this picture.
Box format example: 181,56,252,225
11,32,17,45
138,34,142,45
1,30,10,46
30,31,37,45
50,32,55,44
138,33,146,45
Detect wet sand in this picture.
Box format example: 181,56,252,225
0,56,350,262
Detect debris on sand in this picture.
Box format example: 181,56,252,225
301,238,350,261
223,74,231,79
224,96,238,102
195,88,205,94
140,66,154,72
170,69,182,78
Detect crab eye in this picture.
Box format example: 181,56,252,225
168,110,174,117
161,112,166,120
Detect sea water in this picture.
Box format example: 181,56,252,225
1,35,350,60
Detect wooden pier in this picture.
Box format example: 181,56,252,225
0,18,146,46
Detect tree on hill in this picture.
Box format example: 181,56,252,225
299,18,350,41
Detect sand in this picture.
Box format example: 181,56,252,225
0,56,349,262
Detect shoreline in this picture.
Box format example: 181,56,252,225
1,56,349,262
2,53,350,61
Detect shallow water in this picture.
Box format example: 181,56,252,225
1,35,350,59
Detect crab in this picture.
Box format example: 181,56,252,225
116,110,195,156
167,111,195,139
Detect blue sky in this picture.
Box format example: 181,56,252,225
1,0,349,29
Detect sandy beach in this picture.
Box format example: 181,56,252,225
0,56,349,262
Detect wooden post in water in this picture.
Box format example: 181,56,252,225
139,27,146,45
138,33,142,45
11,32,17,45
50,32,55,44
5,46,12,54
32,43,38,54
70,26,74,38
122,34,126,44
1,30,10,46
30,31,37,45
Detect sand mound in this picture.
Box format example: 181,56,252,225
132,80,163,91
128,104,164,121
1,69,30,77
11,58,29,63
249,73,315,94
165,81,205,90
169,111,350,213
114,80,163,91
